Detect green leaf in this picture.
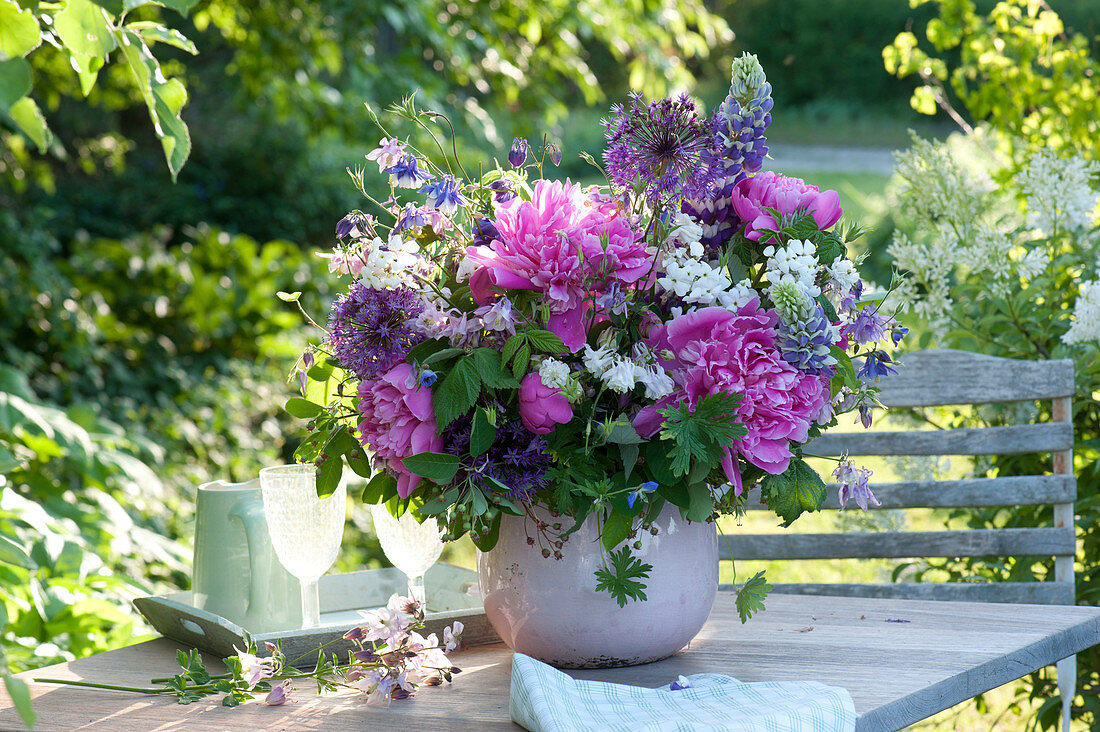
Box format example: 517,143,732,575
222,694,240,707
735,571,772,623
421,347,463,367
470,511,502,552
600,511,633,551
501,334,523,364
346,448,372,479
659,393,747,477
316,456,342,498
8,96,51,151
469,407,496,458
525,329,566,353
0,57,31,109
829,345,858,393
473,348,519,389
511,343,531,380
276,290,301,302
685,481,713,523
594,547,652,607
603,418,644,445
619,442,639,481
0,0,41,59
406,338,450,365
400,452,460,483
643,441,679,486
361,471,397,504
432,355,480,430
125,21,197,54
55,0,116,59
115,28,190,180
3,674,35,730
284,397,324,419
759,459,827,527
0,535,35,569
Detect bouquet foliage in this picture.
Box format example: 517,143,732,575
291,55,902,609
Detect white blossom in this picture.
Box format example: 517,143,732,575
1019,151,1100,235
826,256,859,298
359,234,426,290
1064,280,1100,345
1015,246,1049,282
668,212,704,257
602,356,638,394
764,239,820,299
582,344,616,377
538,358,571,389
456,253,478,283
635,364,675,399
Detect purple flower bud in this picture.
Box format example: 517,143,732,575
488,178,517,204
546,142,562,166
472,217,501,248
669,675,692,690
343,625,365,640
420,370,438,387
264,680,291,706
859,404,873,429
508,138,529,167
336,214,357,238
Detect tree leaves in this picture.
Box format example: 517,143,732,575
0,1,40,59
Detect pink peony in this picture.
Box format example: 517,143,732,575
635,300,829,494
356,362,442,498
466,179,648,352
730,171,842,242
518,372,574,435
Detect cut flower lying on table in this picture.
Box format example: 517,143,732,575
290,52,904,612
34,594,462,707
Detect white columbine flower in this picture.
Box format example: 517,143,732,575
826,255,859,298
538,358,571,389
602,356,638,394
635,364,675,399
1064,280,1100,345
583,344,616,377
764,239,821,299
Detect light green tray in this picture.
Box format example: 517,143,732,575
133,563,496,668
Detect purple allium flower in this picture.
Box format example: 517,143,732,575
441,415,550,501
846,308,891,346
602,92,718,205
627,480,658,508
508,138,529,167
857,350,897,380
420,174,466,215
778,304,837,376
385,153,433,188
488,178,517,204
420,369,438,387
327,282,425,381
833,459,880,511
545,142,562,166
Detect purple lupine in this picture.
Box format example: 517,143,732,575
682,53,773,253
778,304,837,376
508,138,529,167
327,283,425,382
602,92,719,205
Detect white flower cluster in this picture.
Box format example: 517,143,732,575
1019,151,1100,235
582,345,675,398
359,234,426,290
826,256,859,299
764,239,820,299
657,215,756,312
1064,280,1100,345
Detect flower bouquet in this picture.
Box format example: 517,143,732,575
290,54,902,622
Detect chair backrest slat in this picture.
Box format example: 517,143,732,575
721,527,1075,561
742,474,1076,510
875,349,1075,406
737,581,1076,605
805,423,1073,457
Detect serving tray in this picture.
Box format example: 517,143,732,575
133,563,498,668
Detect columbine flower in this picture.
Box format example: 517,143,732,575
627,480,658,508
420,174,466,215
264,680,291,706
443,622,464,652
336,211,372,238
488,178,517,204
891,325,909,346
366,137,406,172
394,203,430,234
233,646,276,690
602,356,638,394
328,283,425,382
477,297,517,334
857,350,897,380
385,153,433,188
583,344,616,377
602,92,718,204
669,675,693,691
833,458,880,511
545,142,562,166
419,369,438,387
472,217,502,248
846,307,892,346
508,138,529,167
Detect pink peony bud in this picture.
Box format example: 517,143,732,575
518,373,574,435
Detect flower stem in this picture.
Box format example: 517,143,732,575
33,678,176,695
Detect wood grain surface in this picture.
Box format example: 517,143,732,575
4,593,1099,732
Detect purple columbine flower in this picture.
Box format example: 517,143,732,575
366,137,406,172
857,350,897,380
385,153,433,188
394,203,430,234
472,217,502,248
488,178,517,204
602,92,719,205
327,282,425,382
891,325,909,346
833,459,880,511
508,138,529,167
264,680,291,706
420,369,438,387
336,211,372,238
627,480,658,508
846,308,891,346
420,174,466,215
545,142,562,166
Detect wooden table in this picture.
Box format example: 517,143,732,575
5,593,1100,731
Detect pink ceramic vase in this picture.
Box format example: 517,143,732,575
477,502,718,668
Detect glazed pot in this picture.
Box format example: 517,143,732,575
477,502,717,668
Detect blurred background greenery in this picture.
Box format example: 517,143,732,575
3,0,1100,728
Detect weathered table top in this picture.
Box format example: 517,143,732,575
5,592,1100,731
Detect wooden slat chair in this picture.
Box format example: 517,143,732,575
723,349,1078,729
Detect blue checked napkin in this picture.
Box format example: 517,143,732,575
509,653,858,732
